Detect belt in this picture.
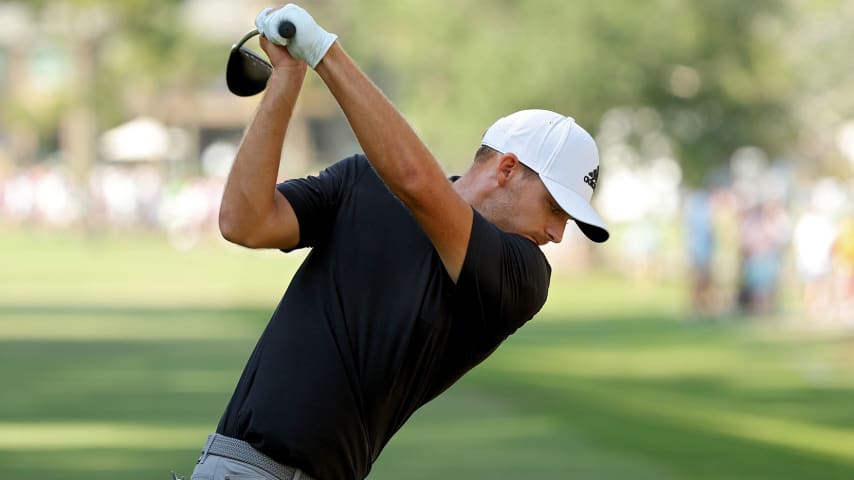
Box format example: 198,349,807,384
199,433,312,480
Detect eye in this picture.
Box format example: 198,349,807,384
549,201,572,223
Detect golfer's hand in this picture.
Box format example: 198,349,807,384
259,34,306,76
255,4,337,69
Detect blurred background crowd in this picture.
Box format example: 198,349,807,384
1,0,853,323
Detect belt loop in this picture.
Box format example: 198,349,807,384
198,433,216,464
293,470,303,480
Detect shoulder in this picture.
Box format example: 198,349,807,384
326,153,371,180
278,154,369,194
456,210,551,325
470,210,551,273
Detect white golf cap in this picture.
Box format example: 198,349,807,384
482,109,609,243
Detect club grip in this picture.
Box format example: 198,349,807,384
278,20,296,39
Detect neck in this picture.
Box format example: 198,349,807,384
451,169,485,210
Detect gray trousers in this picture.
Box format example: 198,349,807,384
190,453,310,480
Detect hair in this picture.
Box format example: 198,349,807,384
474,145,501,163
473,145,537,178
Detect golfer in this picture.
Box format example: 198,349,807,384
189,4,608,480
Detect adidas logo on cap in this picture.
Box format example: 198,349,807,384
584,167,599,190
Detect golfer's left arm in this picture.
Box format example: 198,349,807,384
315,43,473,282
256,4,472,281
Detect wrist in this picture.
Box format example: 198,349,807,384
306,33,338,69
313,41,341,74
258,70,303,110
268,66,306,90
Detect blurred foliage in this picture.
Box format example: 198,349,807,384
7,0,853,183
783,0,854,177
4,0,227,134
349,0,799,183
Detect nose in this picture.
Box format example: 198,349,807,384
545,219,567,244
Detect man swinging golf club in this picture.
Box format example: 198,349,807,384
188,3,608,479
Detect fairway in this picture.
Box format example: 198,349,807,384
1,229,853,479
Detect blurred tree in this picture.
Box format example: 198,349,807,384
0,0,238,183
347,0,798,184
77,0,228,124
3,0,228,149
784,0,854,179
9,0,848,187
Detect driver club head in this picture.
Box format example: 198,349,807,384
226,30,272,97
225,22,296,97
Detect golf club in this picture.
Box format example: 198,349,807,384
226,20,296,97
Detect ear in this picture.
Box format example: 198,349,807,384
496,153,521,187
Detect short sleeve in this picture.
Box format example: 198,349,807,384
454,209,551,338
277,154,367,250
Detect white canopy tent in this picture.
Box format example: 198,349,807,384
99,116,171,163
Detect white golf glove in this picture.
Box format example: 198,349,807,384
255,4,338,69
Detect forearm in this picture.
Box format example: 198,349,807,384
314,41,472,281
314,42,446,205
219,70,303,243
249,4,472,278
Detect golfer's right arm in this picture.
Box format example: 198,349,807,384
314,44,473,283
218,38,306,250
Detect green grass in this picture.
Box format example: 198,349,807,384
1,228,853,479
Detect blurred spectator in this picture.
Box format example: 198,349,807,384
1,165,79,227
620,220,662,281
683,189,717,318
32,165,80,227
158,177,224,250
3,169,36,222
0,162,225,248
135,165,164,228
737,200,790,316
792,202,836,320
832,217,854,324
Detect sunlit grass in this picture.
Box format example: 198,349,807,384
0,228,300,307
519,376,854,462
0,423,205,450
0,311,262,341
2,227,854,479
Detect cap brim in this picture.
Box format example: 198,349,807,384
541,176,610,243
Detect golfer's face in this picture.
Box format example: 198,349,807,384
510,176,571,246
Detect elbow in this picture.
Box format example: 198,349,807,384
219,209,272,249
218,206,250,247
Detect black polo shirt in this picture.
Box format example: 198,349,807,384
217,154,550,480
